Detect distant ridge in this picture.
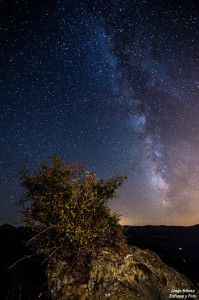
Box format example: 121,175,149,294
190,224,199,228
1,223,198,230
123,224,199,228
189,224,199,232
0,224,17,231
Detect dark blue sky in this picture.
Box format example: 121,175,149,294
1,0,199,225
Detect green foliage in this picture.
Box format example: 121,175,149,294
19,155,127,278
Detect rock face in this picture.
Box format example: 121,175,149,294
46,246,197,300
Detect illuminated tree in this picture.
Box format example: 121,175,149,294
19,155,127,278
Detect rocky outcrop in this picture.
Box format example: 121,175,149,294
46,246,198,300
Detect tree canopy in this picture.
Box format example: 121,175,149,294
19,156,127,278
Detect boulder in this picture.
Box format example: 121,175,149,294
46,246,198,300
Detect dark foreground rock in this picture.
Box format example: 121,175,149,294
47,246,198,300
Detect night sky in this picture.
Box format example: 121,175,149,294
1,0,199,226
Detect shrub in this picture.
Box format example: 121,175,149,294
19,155,127,279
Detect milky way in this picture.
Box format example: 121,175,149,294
1,0,199,225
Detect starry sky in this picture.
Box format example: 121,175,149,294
1,0,199,226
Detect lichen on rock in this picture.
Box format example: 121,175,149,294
46,246,197,300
